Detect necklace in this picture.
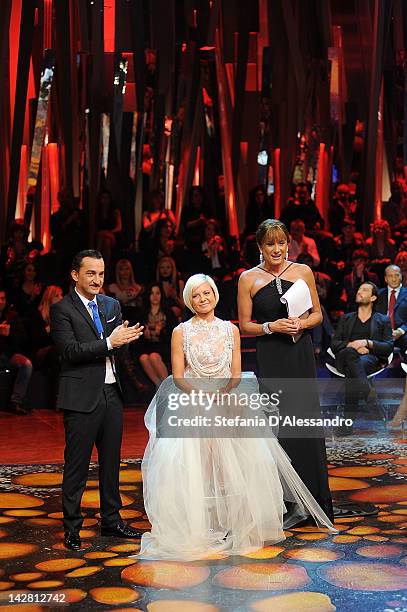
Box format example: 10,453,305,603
258,262,294,295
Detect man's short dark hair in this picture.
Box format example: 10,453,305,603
362,281,378,298
71,250,103,272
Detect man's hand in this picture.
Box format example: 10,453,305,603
347,339,367,351
108,321,144,348
357,346,369,355
0,323,10,337
392,328,404,341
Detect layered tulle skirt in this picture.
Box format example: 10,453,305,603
137,373,335,561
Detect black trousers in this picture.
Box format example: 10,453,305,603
62,383,123,533
335,348,379,410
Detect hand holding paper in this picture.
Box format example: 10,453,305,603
280,278,312,342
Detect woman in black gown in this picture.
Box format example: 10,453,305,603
238,219,333,521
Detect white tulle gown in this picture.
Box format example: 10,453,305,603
137,317,335,561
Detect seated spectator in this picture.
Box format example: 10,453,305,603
201,219,228,279
343,249,380,310
0,286,33,414
395,251,407,287
27,285,63,409
375,265,407,352
365,220,396,273
288,219,320,267
156,256,184,319
138,283,177,387
244,185,274,236
334,218,365,267
50,191,88,289
180,186,210,250
95,189,123,276
0,219,42,292
12,261,43,320
280,182,323,231
329,183,359,236
331,282,393,424
139,190,176,260
108,259,143,323
382,181,406,227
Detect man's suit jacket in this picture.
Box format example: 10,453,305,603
376,287,407,333
50,290,123,412
332,311,393,359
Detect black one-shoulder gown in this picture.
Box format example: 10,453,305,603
253,278,334,521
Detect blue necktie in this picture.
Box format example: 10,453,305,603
88,301,104,338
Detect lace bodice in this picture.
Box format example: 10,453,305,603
182,317,234,378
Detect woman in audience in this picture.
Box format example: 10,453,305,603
28,285,63,409
139,191,176,256
12,261,43,320
138,283,177,386
95,189,123,274
365,220,397,276
156,256,184,319
201,218,228,280
108,259,143,323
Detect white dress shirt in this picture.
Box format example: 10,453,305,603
75,288,116,383
387,285,404,335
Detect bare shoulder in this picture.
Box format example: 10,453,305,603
289,262,313,280
172,323,184,340
238,266,260,285
229,321,240,337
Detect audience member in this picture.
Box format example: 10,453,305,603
329,184,358,235
334,218,365,267
156,256,184,319
280,182,323,231
375,265,407,352
50,192,85,286
201,219,228,279
95,189,123,275
245,185,274,235
332,282,393,428
288,219,320,267
108,259,143,323
395,251,407,287
0,220,42,292
139,190,176,259
138,283,177,386
0,287,33,414
382,181,406,227
12,261,43,320
343,249,380,309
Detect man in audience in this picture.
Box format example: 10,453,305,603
375,264,407,352
332,281,393,429
0,287,33,414
381,181,406,227
343,249,380,310
288,219,320,267
329,183,358,235
280,182,323,231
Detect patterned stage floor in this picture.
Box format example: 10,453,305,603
0,425,406,611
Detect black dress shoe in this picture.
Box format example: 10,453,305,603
9,401,28,415
101,522,139,538
64,531,81,550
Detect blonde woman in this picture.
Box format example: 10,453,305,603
137,273,335,561
156,256,184,318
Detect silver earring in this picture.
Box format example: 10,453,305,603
285,251,288,260
259,252,264,264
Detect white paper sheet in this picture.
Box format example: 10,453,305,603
280,278,312,317
280,278,312,342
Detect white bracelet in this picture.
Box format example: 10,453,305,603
262,322,273,335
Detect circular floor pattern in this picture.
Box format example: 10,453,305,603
328,466,387,478
80,490,133,508
328,477,370,492
284,548,344,562
12,472,63,486
27,580,64,589
65,566,103,578
90,586,140,605
249,591,336,611
84,551,118,560
119,469,143,483
346,526,380,535
4,509,46,517
122,561,210,589
9,572,45,582
318,561,407,591
103,558,138,567
0,493,44,509
212,563,311,591
240,546,284,559
350,484,407,503
355,544,404,558
0,543,38,559
35,558,86,572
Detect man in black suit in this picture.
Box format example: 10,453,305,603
375,265,407,353
50,250,143,550
332,281,393,425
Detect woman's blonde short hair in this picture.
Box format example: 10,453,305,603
182,274,219,313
